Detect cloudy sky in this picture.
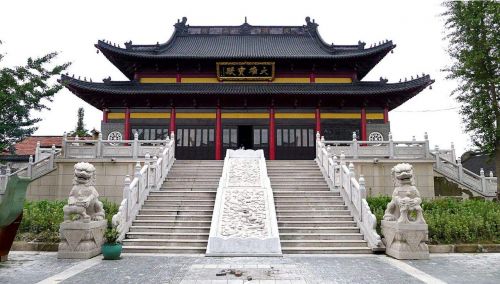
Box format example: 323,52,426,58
1,0,468,154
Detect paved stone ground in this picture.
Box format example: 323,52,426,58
0,252,499,284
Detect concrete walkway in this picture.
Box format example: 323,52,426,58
0,252,499,284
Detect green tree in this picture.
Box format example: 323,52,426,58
0,43,70,152
70,107,89,137
442,1,499,199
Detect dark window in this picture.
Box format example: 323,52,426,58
277,129,282,146
254,129,261,146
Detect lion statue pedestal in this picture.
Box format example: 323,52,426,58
381,163,429,260
58,162,107,259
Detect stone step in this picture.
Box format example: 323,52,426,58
280,240,367,248
165,178,220,182
135,215,213,221
280,233,363,240
126,232,209,240
139,209,213,215
148,194,216,200
278,227,360,234
150,190,217,194
160,187,218,191
129,226,210,233
274,195,344,204
277,216,353,222
273,191,340,196
272,187,330,191
141,205,215,210
275,205,347,210
133,220,211,227
162,182,219,187
122,239,207,247
122,246,206,254
278,221,356,228
281,247,372,254
277,210,351,216
143,200,215,206
274,201,345,206
270,182,328,186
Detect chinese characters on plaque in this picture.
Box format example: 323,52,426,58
217,62,275,81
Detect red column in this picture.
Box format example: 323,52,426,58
309,73,316,83
124,107,131,140
383,107,389,124
269,107,276,160
215,106,222,160
361,107,367,141
170,107,176,133
176,73,181,83
315,107,321,134
102,109,108,123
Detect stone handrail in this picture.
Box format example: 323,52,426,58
316,134,383,251
62,132,169,159
431,147,497,198
320,132,497,198
112,134,175,241
0,146,60,194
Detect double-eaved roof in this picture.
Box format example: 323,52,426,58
96,17,396,79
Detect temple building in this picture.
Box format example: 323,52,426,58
61,17,433,160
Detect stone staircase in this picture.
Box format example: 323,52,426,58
267,160,372,254
122,160,223,253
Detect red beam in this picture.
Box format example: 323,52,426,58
170,107,176,133
384,107,389,124
124,107,131,140
315,107,321,134
215,106,222,160
102,109,108,123
361,107,367,141
269,107,276,160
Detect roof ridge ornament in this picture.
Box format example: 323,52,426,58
174,17,188,34
305,16,318,31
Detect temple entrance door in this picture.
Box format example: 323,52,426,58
175,126,215,160
275,126,315,160
237,125,253,150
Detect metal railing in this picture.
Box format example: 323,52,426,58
316,134,383,251
112,133,176,241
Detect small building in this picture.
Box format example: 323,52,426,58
61,17,433,160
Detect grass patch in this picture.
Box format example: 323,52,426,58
367,197,500,244
16,199,119,243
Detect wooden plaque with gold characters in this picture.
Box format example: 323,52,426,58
216,62,275,81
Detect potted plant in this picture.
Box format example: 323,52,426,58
102,226,122,260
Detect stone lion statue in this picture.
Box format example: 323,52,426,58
63,162,105,223
383,163,425,224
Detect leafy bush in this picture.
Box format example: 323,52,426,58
104,227,120,244
367,197,500,244
16,199,119,243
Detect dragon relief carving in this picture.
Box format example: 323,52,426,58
227,158,260,187
220,189,268,238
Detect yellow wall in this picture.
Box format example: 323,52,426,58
139,77,352,84
108,112,383,120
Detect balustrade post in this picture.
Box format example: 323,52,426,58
62,132,68,158
135,161,141,203
450,142,456,162
320,136,325,165
480,168,486,193
352,132,358,159
145,153,151,190
123,175,131,222
388,132,394,158
434,145,440,169
457,157,463,182
348,162,355,201
6,166,11,175
153,156,159,187
133,132,139,159
35,141,41,162
411,136,417,147
27,155,33,178
424,132,430,158
97,133,103,158
332,155,338,187
359,174,366,221
490,171,494,178
49,144,55,169
316,131,321,159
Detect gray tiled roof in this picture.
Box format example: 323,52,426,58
61,75,433,96
96,17,395,60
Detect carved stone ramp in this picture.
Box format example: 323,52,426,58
122,160,223,253
206,150,282,256
268,160,372,254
